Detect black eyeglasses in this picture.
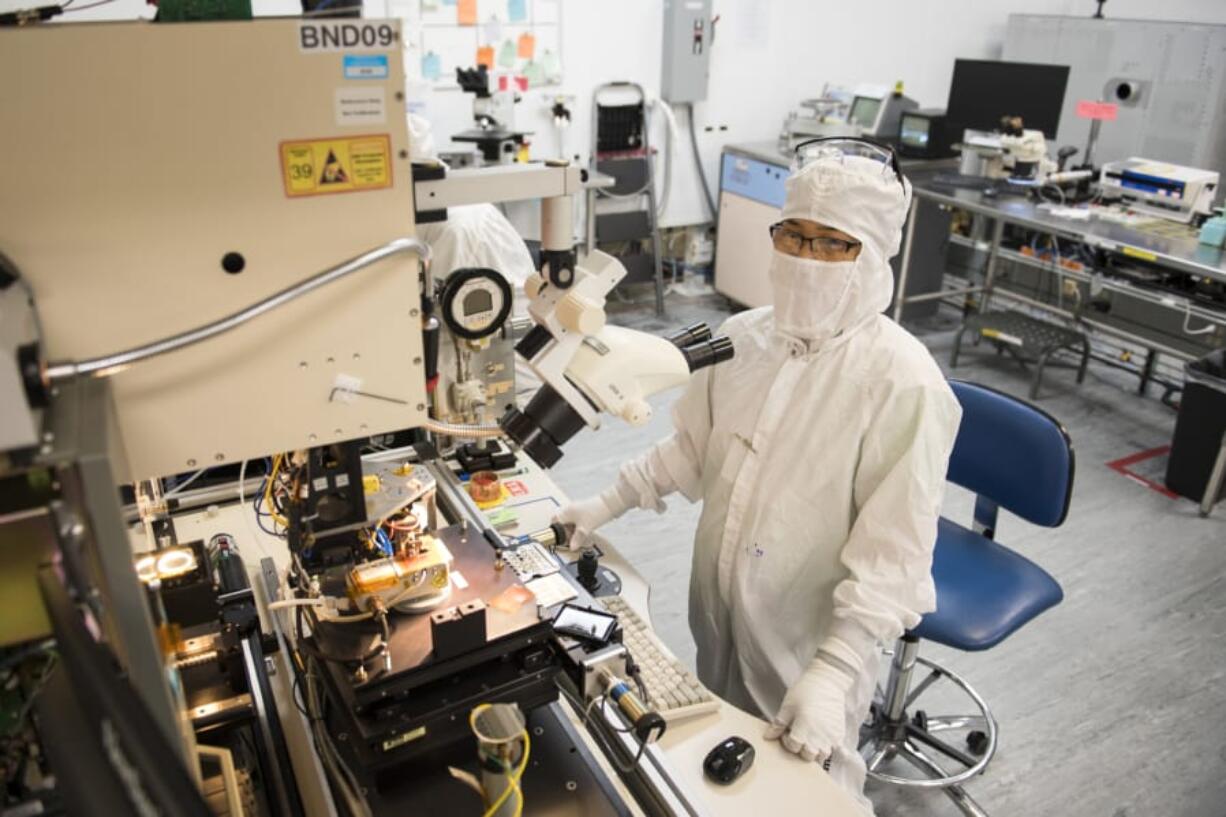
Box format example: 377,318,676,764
769,223,861,257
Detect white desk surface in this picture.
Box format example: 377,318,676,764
475,457,866,817
166,453,864,817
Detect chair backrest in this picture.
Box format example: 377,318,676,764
947,380,1074,528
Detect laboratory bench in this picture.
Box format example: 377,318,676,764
895,168,1226,387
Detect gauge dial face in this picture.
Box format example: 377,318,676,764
440,268,513,340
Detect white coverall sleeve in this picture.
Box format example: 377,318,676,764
611,365,714,513
821,383,962,672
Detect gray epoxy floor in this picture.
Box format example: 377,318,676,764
550,288,1226,817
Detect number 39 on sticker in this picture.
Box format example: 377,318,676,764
279,135,392,198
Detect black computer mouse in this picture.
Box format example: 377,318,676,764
703,736,755,785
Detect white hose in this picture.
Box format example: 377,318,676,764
163,468,206,497
422,418,504,439
646,92,680,220
1182,300,1217,335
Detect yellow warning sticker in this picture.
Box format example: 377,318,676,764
279,134,392,198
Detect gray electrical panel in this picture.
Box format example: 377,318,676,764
1004,15,1226,179
661,0,712,103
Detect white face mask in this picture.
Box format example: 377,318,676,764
767,250,858,340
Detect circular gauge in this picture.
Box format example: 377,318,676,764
438,268,514,341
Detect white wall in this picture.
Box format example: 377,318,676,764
7,0,1226,227
397,0,1226,227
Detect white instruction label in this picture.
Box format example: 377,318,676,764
335,87,386,127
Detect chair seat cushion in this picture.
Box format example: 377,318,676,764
911,517,1064,651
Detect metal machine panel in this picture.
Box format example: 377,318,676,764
0,20,426,480
713,191,777,309
661,0,713,103
714,151,789,308
720,152,789,209
1004,15,1226,183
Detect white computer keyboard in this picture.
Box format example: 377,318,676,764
600,594,719,723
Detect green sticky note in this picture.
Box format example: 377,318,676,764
498,39,517,68
522,60,544,87
486,507,519,529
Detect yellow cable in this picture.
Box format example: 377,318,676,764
262,453,289,527
469,704,530,817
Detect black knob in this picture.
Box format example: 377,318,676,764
577,548,600,591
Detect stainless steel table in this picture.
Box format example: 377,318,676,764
894,176,1226,325
895,170,1226,516
894,171,1226,362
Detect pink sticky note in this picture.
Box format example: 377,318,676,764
1076,100,1119,121
514,76,528,91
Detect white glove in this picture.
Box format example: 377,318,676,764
553,486,633,551
764,656,857,764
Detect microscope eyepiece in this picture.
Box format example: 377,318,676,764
680,336,735,373
665,322,713,349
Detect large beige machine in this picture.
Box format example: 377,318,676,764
0,19,427,480
0,18,741,817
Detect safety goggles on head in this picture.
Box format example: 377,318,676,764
792,137,905,190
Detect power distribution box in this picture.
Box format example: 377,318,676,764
661,0,712,103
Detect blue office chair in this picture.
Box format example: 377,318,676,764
858,380,1074,817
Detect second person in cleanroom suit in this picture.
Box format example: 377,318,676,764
555,141,962,811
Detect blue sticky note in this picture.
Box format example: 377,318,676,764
343,54,389,80
422,51,442,81
441,0,456,5
507,0,526,22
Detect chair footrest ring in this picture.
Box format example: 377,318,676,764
861,654,999,789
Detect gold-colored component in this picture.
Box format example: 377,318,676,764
347,536,453,610
468,470,508,509
468,471,501,503
363,474,383,494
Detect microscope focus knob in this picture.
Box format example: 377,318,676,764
524,273,547,300
620,398,652,426
556,292,605,335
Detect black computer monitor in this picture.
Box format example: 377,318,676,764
945,59,1070,139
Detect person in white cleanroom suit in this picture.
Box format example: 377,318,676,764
555,142,962,811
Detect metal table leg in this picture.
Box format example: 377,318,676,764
1200,433,1226,518
1138,348,1156,396
892,202,920,322
979,218,1005,315
649,207,665,317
